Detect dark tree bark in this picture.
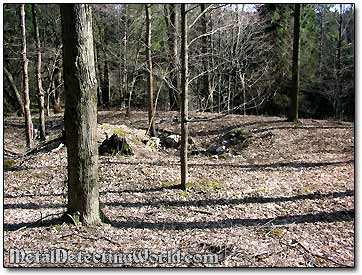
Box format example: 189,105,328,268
180,4,189,189
145,4,156,137
101,57,111,105
19,4,34,148
61,4,101,226
94,43,102,106
4,66,25,116
92,16,102,106
32,4,46,140
288,4,301,122
165,4,180,111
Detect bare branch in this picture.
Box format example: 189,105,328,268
188,4,214,30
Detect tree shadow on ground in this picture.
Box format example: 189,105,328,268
100,159,354,170
190,159,354,169
189,119,286,137
109,209,354,230
4,190,354,231
252,125,353,135
4,165,33,172
189,120,352,138
3,185,179,199
3,209,354,232
104,190,354,208
5,117,63,129
3,214,65,232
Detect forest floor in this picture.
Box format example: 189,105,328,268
3,110,354,267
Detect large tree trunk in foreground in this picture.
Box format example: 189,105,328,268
61,4,101,226
180,4,189,189
4,66,25,116
32,4,46,140
288,4,301,122
94,43,102,106
19,4,34,148
145,4,156,137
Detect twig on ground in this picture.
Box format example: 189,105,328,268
280,239,353,267
60,233,122,247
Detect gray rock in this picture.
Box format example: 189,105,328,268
207,143,219,154
163,134,181,148
221,139,230,146
207,144,227,155
216,145,226,154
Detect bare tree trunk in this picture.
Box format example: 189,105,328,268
180,4,189,190
4,66,25,116
46,94,51,116
51,63,62,113
217,15,222,112
200,4,212,112
19,4,34,148
241,73,246,115
209,14,215,112
101,54,110,106
126,73,137,117
218,74,221,113
165,4,180,111
120,5,128,109
32,4,46,140
317,6,324,81
227,74,231,112
288,4,301,122
145,4,156,137
336,4,343,120
61,4,101,226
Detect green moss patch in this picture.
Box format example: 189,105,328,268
4,159,16,169
191,179,223,192
112,128,129,136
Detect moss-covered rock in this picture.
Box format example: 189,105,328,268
146,137,161,151
222,128,250,146
98,134,133,156
207,128,250,156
